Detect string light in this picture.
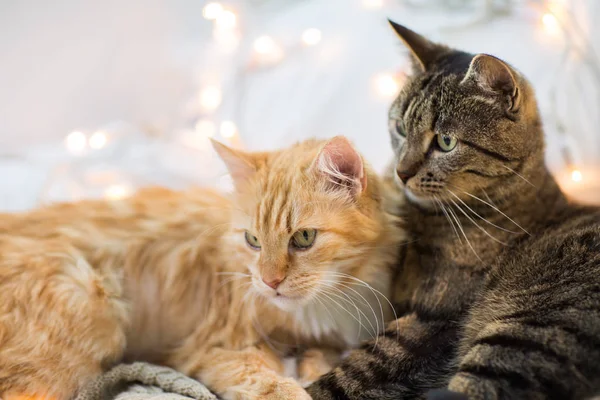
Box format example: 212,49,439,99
215,9,237,30
65,131,87,155
542,12,559,34
253,36,278,55
213,28,239,51
202,2,223,20
199,85,222,111
88,131,108,149
252,35,284,64
104,184,132,200
374,73,400,98
363,0,384,9
34,0,598,208
195,119,216,138
220,121,237,138
302,28,322,46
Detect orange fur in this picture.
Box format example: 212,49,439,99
0,137,404,400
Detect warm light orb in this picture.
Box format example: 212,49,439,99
252,36,284,64
215,10,237,30
542,13,559,33
302,28,322,46
253,36,278,55
202,2,223,20
88,131,108,149
195,119,216,138
220,120,237,138
105,184,132,200
65,131,87,155
571,169,583,182
199,85,222,111
374,73,400,98
213,28,239,52
363,0,384,9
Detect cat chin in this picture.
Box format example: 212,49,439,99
269,295,303,311
405,188,437,209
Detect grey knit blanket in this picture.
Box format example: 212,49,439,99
75,363,217,400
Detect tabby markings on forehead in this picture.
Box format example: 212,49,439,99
471,95,498,106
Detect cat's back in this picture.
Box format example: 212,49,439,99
461,204,600,394
0,186,231,245
491,203,600,289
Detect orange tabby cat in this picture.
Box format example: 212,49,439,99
0,136,403,400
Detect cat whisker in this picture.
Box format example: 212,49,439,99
447,195,508,246
312,293,346,340
461,190,531,236
502,165,536,188
319,280,379,342
434,196,463,243
314,291,365,342
216,274,251,292
446,189,519,235
216,272,251,276
313,294,337,322
241,283,257,309
322,278,382,340
326,272,399,341
481,187,496,206
317,288,378,342
441,198,483,262
319,286,378,341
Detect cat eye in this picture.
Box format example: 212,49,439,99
389,119,406,138
436,134,458,152
290,229,317,250
244,231,261,250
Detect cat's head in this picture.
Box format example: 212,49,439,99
212,137,395,312
387,21,544,208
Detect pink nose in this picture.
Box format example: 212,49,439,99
262,276,284,290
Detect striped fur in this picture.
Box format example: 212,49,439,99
0,137,404,400
308,22,600,400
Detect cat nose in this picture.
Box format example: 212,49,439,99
397,170,415,184
262,276,284,290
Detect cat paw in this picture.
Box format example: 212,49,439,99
297,348,338,388
261,379,311,400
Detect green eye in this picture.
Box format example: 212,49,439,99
244,231,261,250
389,119,406,137
291,229,317,250
437,134,458,152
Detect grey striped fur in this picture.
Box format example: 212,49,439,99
308,21,600,400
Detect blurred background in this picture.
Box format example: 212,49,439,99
0,0,598,212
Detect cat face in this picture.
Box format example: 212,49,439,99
213,137,390,312
387,21,542,208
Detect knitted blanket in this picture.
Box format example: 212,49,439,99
74,363,217,400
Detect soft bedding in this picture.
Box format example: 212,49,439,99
74,363,216,400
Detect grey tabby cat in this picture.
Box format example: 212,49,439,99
308,21,600,400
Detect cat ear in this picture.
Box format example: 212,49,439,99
211,139,256,189
388,19,447,72
462,54,521,112
313,136,367,196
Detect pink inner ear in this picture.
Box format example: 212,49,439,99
318,137,367,193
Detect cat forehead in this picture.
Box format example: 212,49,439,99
245,176,310,230
391,73,502,140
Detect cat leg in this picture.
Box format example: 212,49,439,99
0,246,127,400
296,348,341,388
181,343,311,400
